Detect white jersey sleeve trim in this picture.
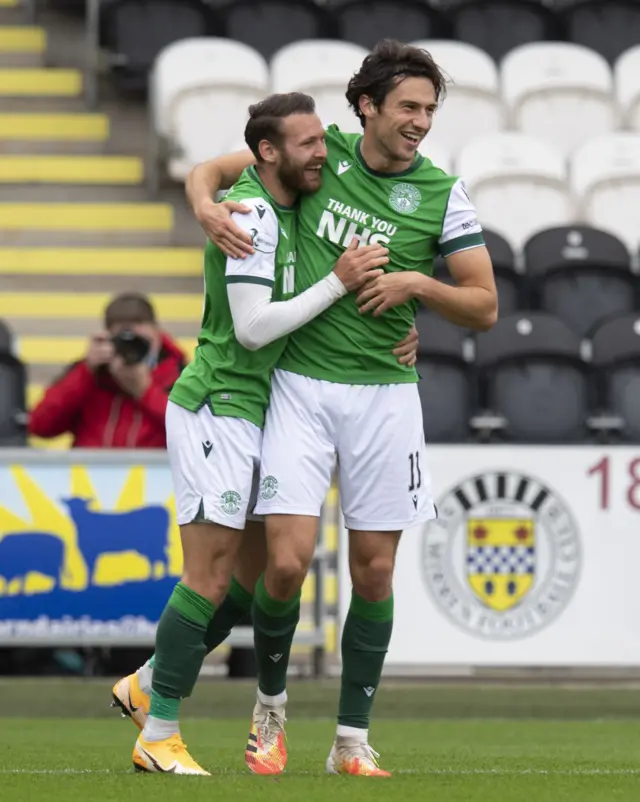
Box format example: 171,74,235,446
439,178,485,258
228,272,347,351
224,197,279,286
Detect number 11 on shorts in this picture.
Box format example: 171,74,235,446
409,451,422,492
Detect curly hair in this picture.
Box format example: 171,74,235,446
346,39,447,128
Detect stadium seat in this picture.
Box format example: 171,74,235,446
414,311,475,443
434,228,521,315
501,43,616,156
457,133,572,250
418,138,453,174
614,46,640,131
561,0,640,65
448,0,560,63
331,0,448,52
99,0,219,92
411,40,504,158
0,352,27,446
590,314,640,443
0,319,14,355
474,313,590,443
524,226,634,338
222,0,332,61
149,38,269,182
270,40,368,134
571,133,640,253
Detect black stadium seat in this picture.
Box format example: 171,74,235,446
222,0,332,60
474,313,590,443
524,226,635,338
561,0,640,64
0,319,13,356
414,311,474,443
591,314,640,443
332,0,448,51
449,0,560,62
433,229,521,316
99,0,219,92
0,352,27,447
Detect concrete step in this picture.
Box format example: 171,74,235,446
0,113,109,154
0,273,201,293
0,67,81,96
0,154,144,184
0,26,46,66
0,202,174,245
0,246,202,276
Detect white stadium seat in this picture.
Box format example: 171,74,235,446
150,38,269,182
418,138,453,174
501,43,616,157
571,133,640,252
410,40,504,159
457,133,573,250
614,45,640,131
270,40,369,134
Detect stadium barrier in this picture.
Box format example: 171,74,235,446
0,449,331,674
337,445,640,669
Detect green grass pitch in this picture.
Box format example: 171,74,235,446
2,679,640,801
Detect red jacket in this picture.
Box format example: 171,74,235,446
28,333,186,448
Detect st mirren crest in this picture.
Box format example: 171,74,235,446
421,471,581,640
466,517,535,612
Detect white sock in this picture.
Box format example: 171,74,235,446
336,724,368,741
257,689,287,708
142,715,179,743
136,659,153,695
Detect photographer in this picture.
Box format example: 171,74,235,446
28,293,186,448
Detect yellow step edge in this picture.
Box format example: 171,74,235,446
0,69,82,96
0,203,173,231
0,247,202,275
301,573,337,605
0,114,109,141
27,383,43,407
18,336,196,364
0,27,46,53
0,0,18,7
0,155,143,184
2,292,202,321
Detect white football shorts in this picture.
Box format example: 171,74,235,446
166,400,262,530
253,370,436,531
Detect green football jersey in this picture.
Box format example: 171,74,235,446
278,124,485,385
170,166,297,428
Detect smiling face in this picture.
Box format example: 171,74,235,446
270,112,327,195
360,76,438,169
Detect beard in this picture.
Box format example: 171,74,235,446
277,154,323,195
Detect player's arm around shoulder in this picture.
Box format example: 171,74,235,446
356,178,498,331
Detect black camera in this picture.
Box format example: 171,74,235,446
111,330,151,366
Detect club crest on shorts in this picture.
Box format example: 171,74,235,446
260,475,278,501
420,470,581,640
220,490,241,516
388,183,421,215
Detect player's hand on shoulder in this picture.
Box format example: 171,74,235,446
197,197,254,259
333,237,389,292
356,271,421,317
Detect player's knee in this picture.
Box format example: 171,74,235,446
182,566,231,606
351,555,395,602
267,554,307,601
